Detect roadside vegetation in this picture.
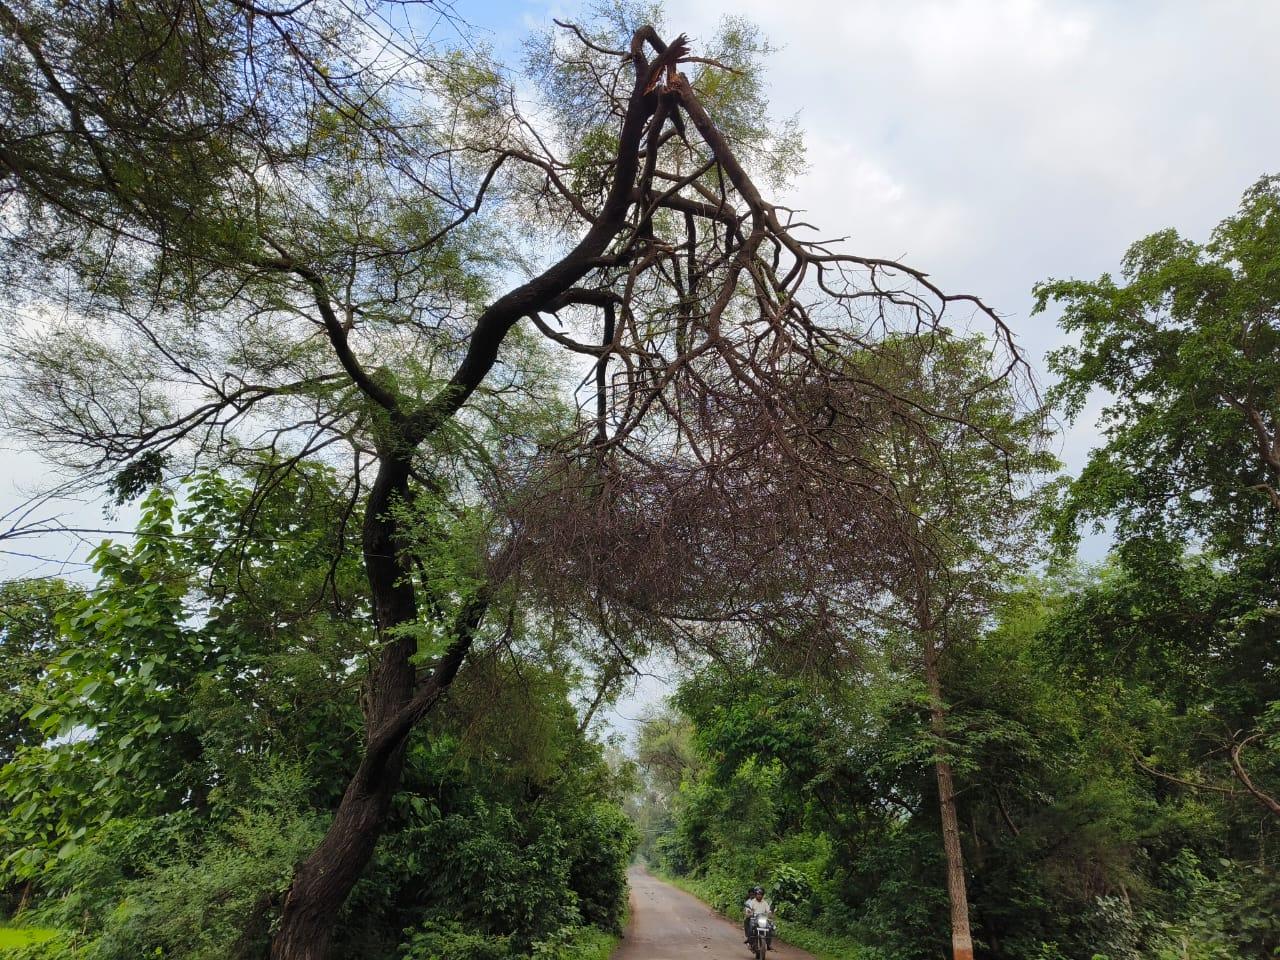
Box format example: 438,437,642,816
632,178,1280,960
0,0,1276,958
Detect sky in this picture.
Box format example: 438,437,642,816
4,0,1280,731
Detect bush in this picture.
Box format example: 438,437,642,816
409,797,581,949
1148,853,1280,960
562,802,637,933
398,919,512,960
770,864,814,917
19,763,322,960
530,924,618,960
396,920,621,960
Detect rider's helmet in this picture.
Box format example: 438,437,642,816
751,886,764,896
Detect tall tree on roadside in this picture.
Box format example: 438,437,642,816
1036,173,1280,820
869,335,1054,960
0,2,1021,955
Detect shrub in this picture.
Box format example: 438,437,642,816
562,802,637,933
97,769,321,959
398,919,512,960
770,864,814,917
20,763,322,960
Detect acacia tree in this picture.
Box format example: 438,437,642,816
0,1,1022,955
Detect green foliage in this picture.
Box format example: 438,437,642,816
1038,173,1280,554
562,802,637,933
0,764,320,960
529,924,620,960
0,579,78,768
107,452,167,506
412,797,581,943
398,920,512,960
0,458,637,958
0,468,367,883
769,864,813,915
396,920,620,960
2,490,203,878
58,765,319,960
657,869,880,960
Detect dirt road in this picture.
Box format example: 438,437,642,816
611,867,817,960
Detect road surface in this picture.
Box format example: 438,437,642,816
611,867,817,960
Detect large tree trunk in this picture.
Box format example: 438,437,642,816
925,644,975,960
271,456,421,960
269,749,410,959
270,453,489,959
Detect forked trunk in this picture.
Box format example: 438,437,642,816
267,33,669,957
925,644,975,960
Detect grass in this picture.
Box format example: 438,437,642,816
552,925,620,960
652,870,873,960
0,925,58,950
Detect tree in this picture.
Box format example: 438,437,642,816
0,2,1019,955
1038,174,1280,821
0,579,76,768
1037,173,1280,554
869,334,1055,960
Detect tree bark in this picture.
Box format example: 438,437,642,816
925,643,975,960
270,454,421,959
269,747,411,959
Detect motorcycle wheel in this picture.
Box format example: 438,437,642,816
755,938,766,960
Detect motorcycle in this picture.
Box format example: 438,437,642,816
746,909,775,959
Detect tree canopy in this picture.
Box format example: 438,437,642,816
1037,174,1280,554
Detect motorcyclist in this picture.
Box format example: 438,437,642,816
743,885,773,945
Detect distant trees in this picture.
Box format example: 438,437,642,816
629,332,1053,959
647,550,1280,960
